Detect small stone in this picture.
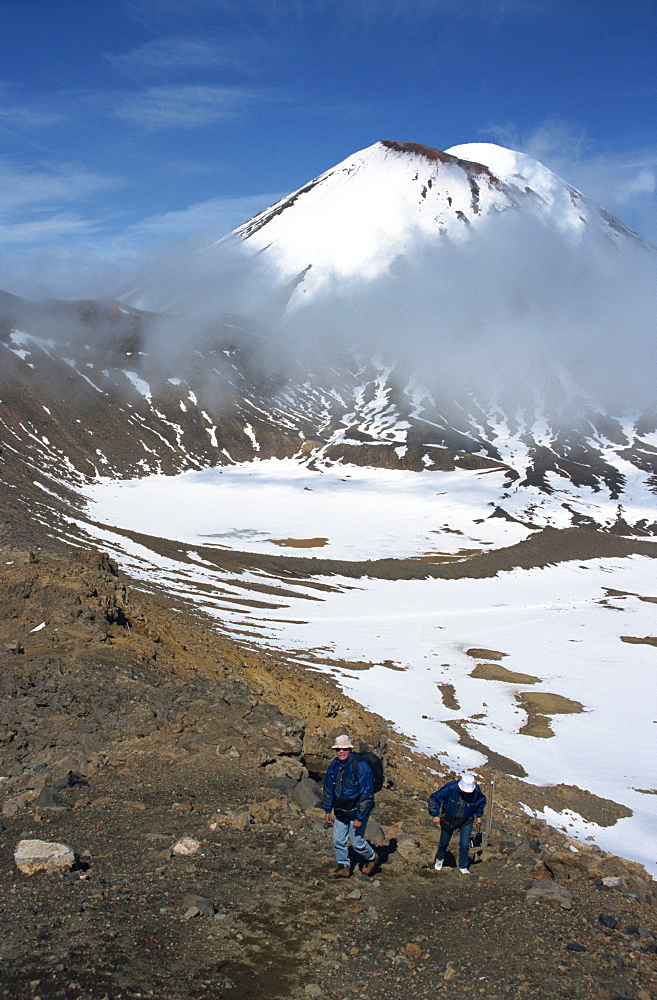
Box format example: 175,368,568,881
363,817,387,846
443,962,457,981
291,777,322,811
525,879,572,909
172,837,201,856
14,839,76,875
601,876,623,888
36,787,69,809
599,914,617,929
347,888,362,900
2,795,30,818
226,809,251,831
405,943,421,957
566,942,587,952
183,906,199,919
248,803,271,824
182,894,215,916
304,986,322,997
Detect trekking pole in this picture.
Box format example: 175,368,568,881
486,772,496,843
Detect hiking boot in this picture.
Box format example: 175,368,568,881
327,865,351,879
433,859,444,871
361,852,379,877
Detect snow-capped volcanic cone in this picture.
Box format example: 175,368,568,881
224,139,650,303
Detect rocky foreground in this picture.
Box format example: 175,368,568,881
0,546,655,1000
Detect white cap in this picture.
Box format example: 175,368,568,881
332,734,354,749
458,773,476,793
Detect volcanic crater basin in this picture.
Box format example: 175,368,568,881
78,460,657,876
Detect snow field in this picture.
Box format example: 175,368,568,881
78,460,657,876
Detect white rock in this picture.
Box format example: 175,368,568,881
14,839,75,875
172,837,201,856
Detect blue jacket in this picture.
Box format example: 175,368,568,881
428,779,486,829
322,754,374,822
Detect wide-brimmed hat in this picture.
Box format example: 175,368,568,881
332,734,354,749
458,773,476,793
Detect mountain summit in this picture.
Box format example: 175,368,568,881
220,139,649,306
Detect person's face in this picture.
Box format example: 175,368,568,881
335,747,351,761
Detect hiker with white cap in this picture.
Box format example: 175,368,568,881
322,734,378,879
428,773,486,874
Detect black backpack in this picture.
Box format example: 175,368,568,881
351,751,384,793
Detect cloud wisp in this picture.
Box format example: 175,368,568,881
106,36,252,78
109,84,262,129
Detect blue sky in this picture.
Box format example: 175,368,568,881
1,0,655,296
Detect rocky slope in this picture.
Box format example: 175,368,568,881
0,546,655,1000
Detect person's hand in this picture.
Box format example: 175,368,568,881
431,816,441,827
476,816,483,826
353,819,362,828
324,813,333,825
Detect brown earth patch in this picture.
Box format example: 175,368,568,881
380,658,406,671
410,547,482,562
604,587,657,605
437,682,459,710
508,779,633,827
270,537,328,548
470,663,540,684
621,635,657,646
517,691,584,739
66,522,657,585
466,647,508,661
444,721,527,777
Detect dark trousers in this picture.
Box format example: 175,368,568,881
436,819,473,869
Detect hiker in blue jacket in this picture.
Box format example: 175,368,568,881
428,773,486,874
322,734,379,879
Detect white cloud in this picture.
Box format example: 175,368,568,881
0,190,281,300
616,167,656,201
110,84,260,128
124,192,281,244
0,157,119,214
0,105,66,129
0,213,102,245
106,36,250,77
0,82,68,131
